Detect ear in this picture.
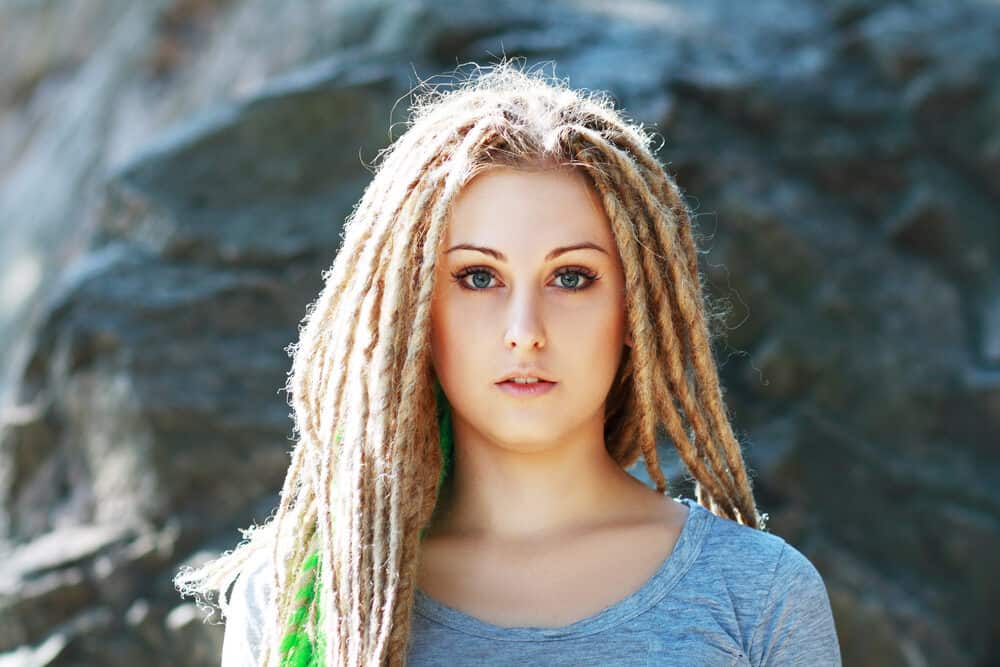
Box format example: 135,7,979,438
624,331,634,348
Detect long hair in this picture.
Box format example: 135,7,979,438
174,58,766,667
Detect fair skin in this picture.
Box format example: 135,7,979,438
419,165,689,628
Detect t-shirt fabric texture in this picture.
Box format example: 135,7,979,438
220,497,842,666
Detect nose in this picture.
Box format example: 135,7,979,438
503,292,546,349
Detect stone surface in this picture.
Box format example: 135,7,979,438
0,0,997,664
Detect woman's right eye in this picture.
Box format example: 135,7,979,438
451,267,498,290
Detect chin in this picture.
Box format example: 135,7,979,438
488,426,565,451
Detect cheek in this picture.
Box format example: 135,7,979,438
557,291,627,336
429,294,487,377
560,294,628,373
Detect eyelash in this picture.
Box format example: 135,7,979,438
450,265,601,292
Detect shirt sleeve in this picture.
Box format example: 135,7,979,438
220,557,271,667
748,541,843,667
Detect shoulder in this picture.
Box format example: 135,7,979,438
693,505,833,614
701,513,831,612
244,547,277,593
687,506,841,666
688,504,791,594
220,548,278,667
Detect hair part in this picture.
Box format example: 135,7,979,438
173,57,765,667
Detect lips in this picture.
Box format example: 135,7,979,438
497,380,555,385
495,379,558,397
495,371,557,383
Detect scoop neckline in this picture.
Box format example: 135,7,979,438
412,496,711,641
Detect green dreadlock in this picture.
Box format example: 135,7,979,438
278,380,454,666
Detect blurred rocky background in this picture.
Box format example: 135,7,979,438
1,0,997,665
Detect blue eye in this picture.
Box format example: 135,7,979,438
450,266,600,291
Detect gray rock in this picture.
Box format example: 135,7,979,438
0,0,997,664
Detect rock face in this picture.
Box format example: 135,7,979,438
1,0,997,665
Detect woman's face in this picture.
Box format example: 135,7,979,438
430,165,633,454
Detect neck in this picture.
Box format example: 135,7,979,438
423,413,652,544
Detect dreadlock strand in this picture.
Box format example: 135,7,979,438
296,132,483,666
358,155,458,656
568,133,740,516
577,129,760,525
581,163,669,493
571,134,725,496
345,350,370,665
662,253,758,524
654,177,762,527
628,180,744,508
358,235,396,660
307,114,484,448
327,153,454,667
262,462,316,664
383,120,505,664
570,128,749,522
348,232,427,662
363,161,454,662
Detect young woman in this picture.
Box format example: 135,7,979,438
175,60,842,666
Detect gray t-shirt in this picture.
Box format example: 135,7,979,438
221,497,842,666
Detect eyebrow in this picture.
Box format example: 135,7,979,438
445,241,609,262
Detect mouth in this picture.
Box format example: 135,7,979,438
495,379,558,397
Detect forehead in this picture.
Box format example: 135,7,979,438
444,166,615,248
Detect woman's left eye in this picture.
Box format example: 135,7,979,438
552,267,599,290
450,266,600,291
